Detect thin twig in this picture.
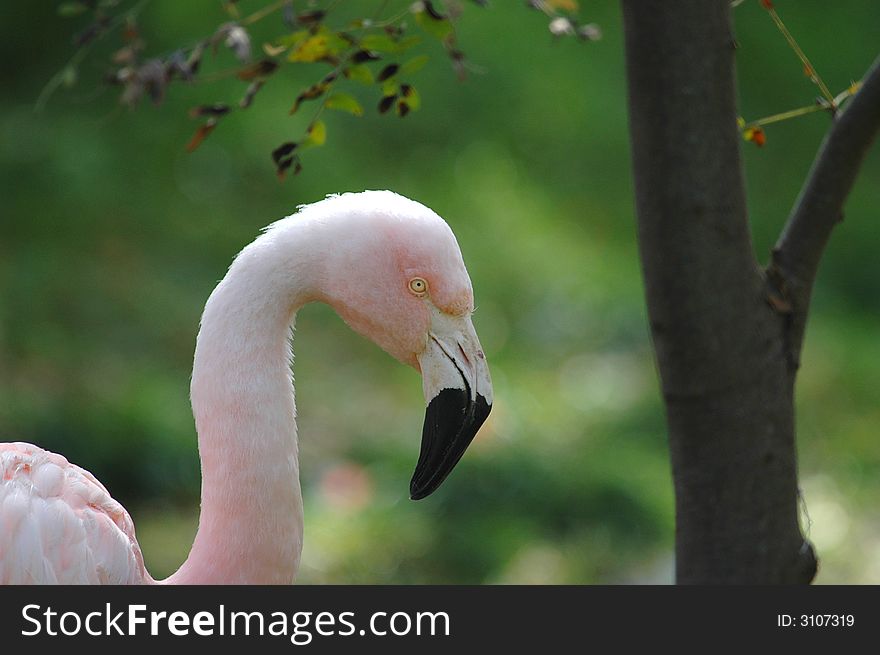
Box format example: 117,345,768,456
747,103,826,128
35,0,152,111
742,83,861,130
35,46,93,112
763,3,835,106
241,0,290,26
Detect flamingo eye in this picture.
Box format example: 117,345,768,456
408,277,428,295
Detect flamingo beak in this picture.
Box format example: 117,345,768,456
410,311,493,500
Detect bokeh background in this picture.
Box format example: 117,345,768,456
1,1,878,583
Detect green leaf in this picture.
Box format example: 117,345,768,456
344,64,374,85
57,2,89,16
276,29,311,48
381,79,400,97
360,34,421,54
325,93,364,117
413,5,454,41
302,120,327,148
401,55,429,76
359,34,395,53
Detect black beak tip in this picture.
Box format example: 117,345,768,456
409,485,430,502
409,391,492,501
408,473,444,502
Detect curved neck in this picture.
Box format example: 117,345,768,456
164,225,320,584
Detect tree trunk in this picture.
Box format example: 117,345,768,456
620,0,817,583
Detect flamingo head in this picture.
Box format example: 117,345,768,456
311,191,493,500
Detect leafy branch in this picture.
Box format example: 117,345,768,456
44,0,598,179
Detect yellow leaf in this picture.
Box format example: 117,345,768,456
401,85,421,111
289,35,331,63
303,120,327,148
287,28,347,63
345,64,374,85
325,93,364,117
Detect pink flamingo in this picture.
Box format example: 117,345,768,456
0,191,493,584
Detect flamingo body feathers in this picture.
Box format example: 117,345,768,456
0,442,149,584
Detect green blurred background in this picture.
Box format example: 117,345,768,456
1,1,878,583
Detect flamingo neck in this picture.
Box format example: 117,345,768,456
165,226,320,584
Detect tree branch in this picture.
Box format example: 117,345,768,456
772,54,880,365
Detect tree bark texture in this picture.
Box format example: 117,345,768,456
621,0,817,583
